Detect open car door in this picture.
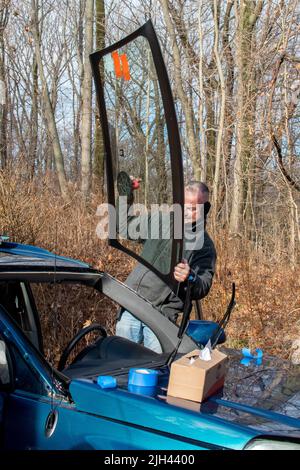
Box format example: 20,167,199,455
90,20,184,293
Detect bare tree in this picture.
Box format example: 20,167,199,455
198,0,207,182
81,0,94,198
0,0,10,169
31,0,68,199
211,0,226,225
93,0,105,195
160,0,201,178
230,0,263,234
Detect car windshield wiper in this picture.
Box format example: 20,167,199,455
210,283,236,348
165,274,194,368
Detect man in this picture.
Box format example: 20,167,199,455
116,180,216,353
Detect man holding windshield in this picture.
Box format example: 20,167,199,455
116,179,216,353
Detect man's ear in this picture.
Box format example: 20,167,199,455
204,201,211,217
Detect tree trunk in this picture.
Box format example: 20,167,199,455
81,0,94,199
0,3,9,169
153,75,168,204
71,0,84,181
211,0,226,226
31,0,68,200
219,0,235,223
230,0,262,234
93,0,105,197
28,56,38,178
160,0,200,178
198,0,207,182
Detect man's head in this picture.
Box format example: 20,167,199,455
184,181,210,223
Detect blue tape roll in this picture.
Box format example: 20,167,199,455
128,384,157,397
128,368,158,388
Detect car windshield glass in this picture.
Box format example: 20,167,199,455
100,36,174,275
102,37,172,203
91,22,185,293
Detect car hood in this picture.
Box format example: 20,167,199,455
196,348,300,436
69,348,300,448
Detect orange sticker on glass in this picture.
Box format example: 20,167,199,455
111,51,122,78
120,53,131,81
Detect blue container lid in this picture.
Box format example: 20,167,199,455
96,375,117,389
186,320,226,346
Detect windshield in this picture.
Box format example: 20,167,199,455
91,21,184,292
102,37,172,207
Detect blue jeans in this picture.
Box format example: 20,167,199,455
116,310,162,353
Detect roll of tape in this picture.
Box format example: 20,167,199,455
128,384,157,397
128,368,158,388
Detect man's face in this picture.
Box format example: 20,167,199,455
184,189,206,224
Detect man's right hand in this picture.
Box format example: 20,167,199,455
174,259,190,283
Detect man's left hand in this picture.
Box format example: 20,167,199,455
174,259,190,283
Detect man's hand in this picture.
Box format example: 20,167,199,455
174,259,190,283
130,176,141,190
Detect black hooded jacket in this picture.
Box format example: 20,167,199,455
117,199,216,322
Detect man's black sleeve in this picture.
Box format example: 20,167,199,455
189,233,217,300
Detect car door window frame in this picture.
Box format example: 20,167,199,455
0,281,42,350
0,306,69,400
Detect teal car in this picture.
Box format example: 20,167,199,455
0,240,299,450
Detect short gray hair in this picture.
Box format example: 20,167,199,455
185,180,210,201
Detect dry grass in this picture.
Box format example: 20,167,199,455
0,168,299,362
201,231,300,360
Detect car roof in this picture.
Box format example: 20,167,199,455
0,241,91,271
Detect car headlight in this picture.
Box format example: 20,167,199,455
245,438,300,450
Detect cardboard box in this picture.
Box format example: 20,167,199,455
167,349,228,403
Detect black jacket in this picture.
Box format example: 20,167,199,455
120,207,216,322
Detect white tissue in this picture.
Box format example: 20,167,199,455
199,340,212,361
189,341,213,364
